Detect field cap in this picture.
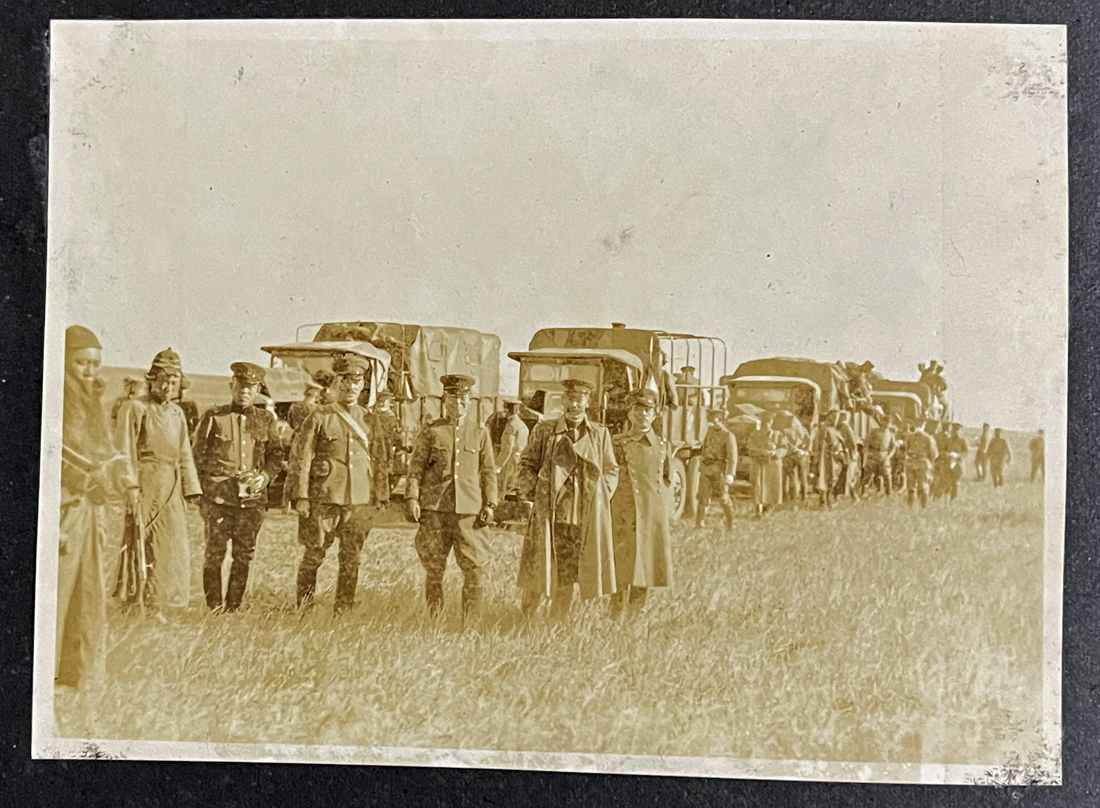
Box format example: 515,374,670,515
332,353,371,377
441,374,477,394
230,362,266,385
561,378,595,394
625,388,658,408
148,348,182,375
706,407,726,418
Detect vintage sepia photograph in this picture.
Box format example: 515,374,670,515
33,19,1066,784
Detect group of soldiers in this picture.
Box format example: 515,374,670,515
54,324,1047,692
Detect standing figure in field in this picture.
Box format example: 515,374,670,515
192,363,283,613
987,428,1012,488
836,410,862,501
111,375,144,428
695,408,736,530
746,411,786,518
370,390,404,506
609,389,673,618
813,410,845,509
942,423,969,500
286,354,381,614
57,326,139,689
405,375,498,622
974,423,991,481
675,365,701,407
861,411,898,496
176,376,200,440
517,378,619,618
495,397,529,499
115,348,202,615
648,346,679,438
287,377,324,432
1030,429,1045,482
778,410,811,504
905,419,940,508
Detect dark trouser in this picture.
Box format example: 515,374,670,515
521,524,581,618
414,511,489,618
609,586,648,618
296,503,375,613
991,461,1006,488
862,458,892,495
907,459,933,507
696,463,734,528
203,503,265,612
975,451,987,481
1031,456,1044,482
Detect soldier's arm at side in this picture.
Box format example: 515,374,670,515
192,408,216,488
601,426,620,498
516,423,545,500
404,426,432,501
261,413,284,485
497,424,516,473
725,431,738,477
177,409,202,498
286,413,318,503
478,427,499,508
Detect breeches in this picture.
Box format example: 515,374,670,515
203,504,264,610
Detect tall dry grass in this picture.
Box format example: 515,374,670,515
55,439,1048,769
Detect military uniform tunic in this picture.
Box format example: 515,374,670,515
697,422,736,525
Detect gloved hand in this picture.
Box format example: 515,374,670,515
724,474,734,486
404,498,421,523
295,498,311,519
476,506,494,528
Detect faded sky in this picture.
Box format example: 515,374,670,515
48,20,1067,430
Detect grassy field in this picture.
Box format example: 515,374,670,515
54,433,1050,772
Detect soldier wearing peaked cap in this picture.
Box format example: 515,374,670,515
609,388,673,618
114,348,201,615
286,353,383,614
287,375,325,432
370,389,404,505
516,374,619,618
405,374,498,621
192,362,284,612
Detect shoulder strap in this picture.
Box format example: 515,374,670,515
333,409,372,451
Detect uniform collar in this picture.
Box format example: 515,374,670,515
553,414,590,434
623,427,657,445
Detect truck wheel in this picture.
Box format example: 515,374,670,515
669,457,688,521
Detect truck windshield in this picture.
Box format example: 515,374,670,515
520,362,603,421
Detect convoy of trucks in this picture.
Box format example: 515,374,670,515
258,320,948,520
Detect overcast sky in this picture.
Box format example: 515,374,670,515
47,20,1066,430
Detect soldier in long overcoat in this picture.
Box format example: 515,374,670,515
746,411,786,517
516,378,619,617
609,389,673,617
813,410,845,509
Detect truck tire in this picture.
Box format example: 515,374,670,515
669,457,688,522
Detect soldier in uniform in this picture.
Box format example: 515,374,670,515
813,410,845,509
495,398,529,499
974,423,991,481
609,389,673,617
286,353,381,614
695,408,736,530
287,377,323,432
176,376,201,439
746,411,786,517
777,409,811,504
404,375,497,621
942,423,969,500
861,410,897,496
111,375,143,428
517,378,619,618
905,419,940,507
192,363,284,613
836,410,862,501
988,428,1012,487
1029,429,1045,482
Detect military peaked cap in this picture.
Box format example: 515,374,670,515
625,388,658,408
561,378,595,394
230,362,266,384
706,407,726,417
440,374,477,394
332,353,371,377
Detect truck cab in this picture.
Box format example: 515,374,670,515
509,324,728,520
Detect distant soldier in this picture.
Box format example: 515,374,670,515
192,363,284,613
609,389,673,617
974,423,991,481
942,423,969,500
675,365,701,406
890,416,909,492
837,410,862,501
517,378,619,618
746,411,786,517
114,348,202,615
905,419,940,508
930,420,950,500
987,428,1012,488
111,375,143,428
862,411,897,495
286,354,381,614
287,377,324,432
648,347,679,438
813,410,845,509
495,398,529,499
696,408,736,530
778,409,811,504
1029,429,1045,482
176,376,200,439
405,375,497,621
371,390,404,505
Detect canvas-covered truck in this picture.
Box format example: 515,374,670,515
508,323,728,520
720,357,877,492
261,322,503,521
870,378,939,424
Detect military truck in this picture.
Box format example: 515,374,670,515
262,322,503,518
508,323,729,520
869,379,933,426
719,357,877,490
